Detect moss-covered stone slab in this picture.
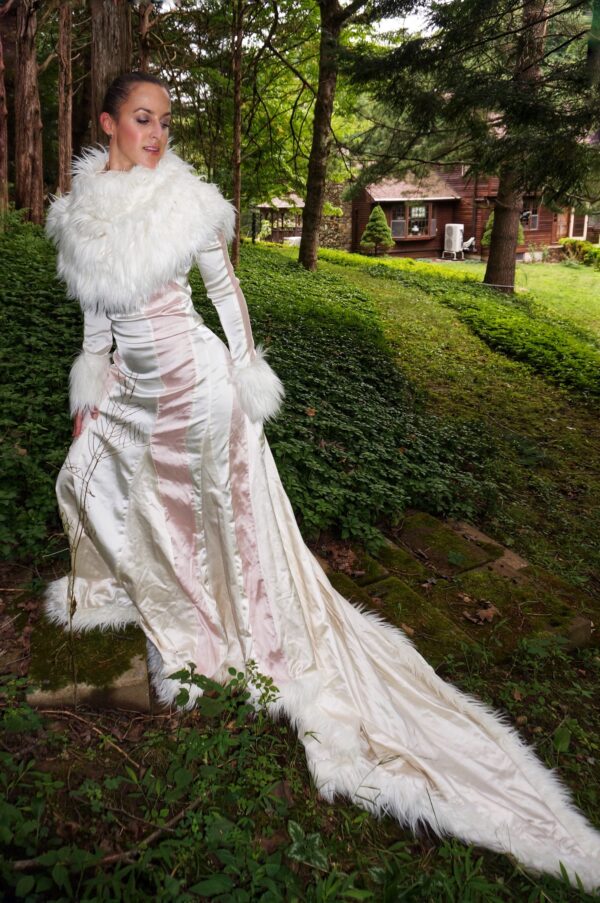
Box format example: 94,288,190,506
373,540,429,586
347,546,389,586
27,616,150,711
27,654,150,712
398,512,502,576
328,571,373,608
365,576,471,666
429,566,598,660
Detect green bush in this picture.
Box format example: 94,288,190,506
359,204,394,255
560,238,600,269
317,246,480,284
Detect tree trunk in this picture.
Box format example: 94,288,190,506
58,0,72,195
15,0,43,224
484,0,548,291
231,0,243,267
0,29,8,223
298,2,342,271
482,167,522,292
587,0,600,86
89,0,132,145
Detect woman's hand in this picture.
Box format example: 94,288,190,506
72,407,99,438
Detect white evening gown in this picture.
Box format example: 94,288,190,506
44,236,600,893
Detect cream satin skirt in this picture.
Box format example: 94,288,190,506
45,283,600,892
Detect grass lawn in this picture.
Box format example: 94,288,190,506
430,258,600,338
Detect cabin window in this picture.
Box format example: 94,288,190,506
522,200,539,230
390,202,436,240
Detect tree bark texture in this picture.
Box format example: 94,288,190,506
484,0,549,292
15,0,43,224
231,0,243,267
58,1,72,195
0,30,8,221
90,0,132,144
298,1,341,271
137,2,153,72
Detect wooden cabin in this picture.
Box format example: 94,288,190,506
351,166,584,259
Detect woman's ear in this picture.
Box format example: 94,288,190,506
99,111,114,140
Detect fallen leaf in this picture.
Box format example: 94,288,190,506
401,623,415,637
513,688,523,702
475,604,499,622
305,407,316,417
462,603,500,625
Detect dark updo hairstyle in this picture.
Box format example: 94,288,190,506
101,71,170,119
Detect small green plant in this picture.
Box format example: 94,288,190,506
359,204,395,256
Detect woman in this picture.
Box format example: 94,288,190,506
44,71,600,892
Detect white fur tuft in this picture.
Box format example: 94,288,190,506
232,345,285,423
69,349,111,416
43,576,141,632
46,144,236,317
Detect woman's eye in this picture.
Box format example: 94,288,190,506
137,119,149,124
161,123,170,130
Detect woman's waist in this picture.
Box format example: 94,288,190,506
112,321,228,388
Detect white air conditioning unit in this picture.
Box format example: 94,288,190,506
445,223,464,254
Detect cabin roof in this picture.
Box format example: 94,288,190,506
366,173,460,203
256,192,305,210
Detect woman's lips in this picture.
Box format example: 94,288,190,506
144,147,159,153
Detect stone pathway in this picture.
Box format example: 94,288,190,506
20,512,597,713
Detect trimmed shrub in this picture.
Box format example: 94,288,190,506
359,205,394,256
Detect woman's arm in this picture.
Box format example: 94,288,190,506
195,234,284,423
70,310,113,437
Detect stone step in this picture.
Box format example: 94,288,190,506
397,512,502,576
27,617,151,713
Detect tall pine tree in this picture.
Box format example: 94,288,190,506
350,0,600,290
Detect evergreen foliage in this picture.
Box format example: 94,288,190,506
359,204,394,255
481,212,524,249
348,1,600,208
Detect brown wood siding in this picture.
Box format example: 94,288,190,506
352,198,457,257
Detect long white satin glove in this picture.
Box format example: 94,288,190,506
195,234,284,423
69,310,113,422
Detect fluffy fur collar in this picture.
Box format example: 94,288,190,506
45,144,236,315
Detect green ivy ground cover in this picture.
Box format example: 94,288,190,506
1,221,500,562
1,645,599,900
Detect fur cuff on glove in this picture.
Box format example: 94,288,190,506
232,346,284,423
69,350,111,416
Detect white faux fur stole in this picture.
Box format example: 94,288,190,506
45,143,236,316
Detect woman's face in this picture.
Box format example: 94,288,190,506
100,82,171,171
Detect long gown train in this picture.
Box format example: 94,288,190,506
44,276,600,893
